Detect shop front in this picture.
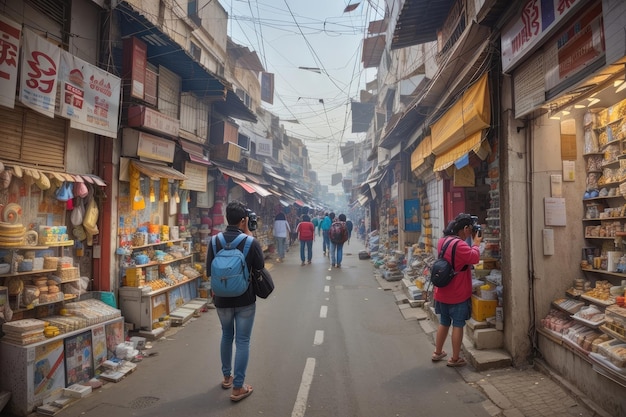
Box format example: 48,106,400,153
503,0,626,413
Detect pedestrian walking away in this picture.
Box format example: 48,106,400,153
345,218,353,244
296,214,315,265
329,213,349,268
206,201,265,402
431,213,482,367
273,211,290,263
320,212,333,256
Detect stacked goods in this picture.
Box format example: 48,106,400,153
0,222,26,247
563,323,607,353
541,308,576,334
603,304,626,337
1,318,46,345
57,256,78,282
582,280,615,305
572,305,605,326
597,339,626,368
44,300,121,335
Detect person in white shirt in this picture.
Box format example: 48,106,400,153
273,211,290,263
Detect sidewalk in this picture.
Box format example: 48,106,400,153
371,270,611,417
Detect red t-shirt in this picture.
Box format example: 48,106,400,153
433,236,480,304
296,221,315,241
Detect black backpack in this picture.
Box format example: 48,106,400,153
430,238,467,288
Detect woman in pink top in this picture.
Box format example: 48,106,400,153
431,213,482,367
296,214,315,265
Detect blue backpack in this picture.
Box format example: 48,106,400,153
210,233,253,297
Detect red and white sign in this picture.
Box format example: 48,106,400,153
58,50,121,138
545,2,604,89
19,28,60,118
501,0,582,72
0,15,20,109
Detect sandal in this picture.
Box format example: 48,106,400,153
447,357,467,367
221,375,233,389
230,384,253,402
431,351,447,362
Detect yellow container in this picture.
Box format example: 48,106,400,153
125,268,141,287
471,294,498,321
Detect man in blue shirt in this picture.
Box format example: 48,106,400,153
320,212,334,256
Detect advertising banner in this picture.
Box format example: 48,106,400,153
20,28,60,118
58,50,121,138
0,14,21,109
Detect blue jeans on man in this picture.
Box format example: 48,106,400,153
322,230,330,255
330,241,343,267
217,303,256,389
300,240,312,263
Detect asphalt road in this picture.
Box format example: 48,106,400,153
42,238,492,417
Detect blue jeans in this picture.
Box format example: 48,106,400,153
322,230,330,253
275,237,286,259
300,240,312,262
330,242,343,265
217,303,256,388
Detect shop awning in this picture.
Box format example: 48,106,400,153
431,73,490,156
410,136,432,172
179,140,210,166
433,131,485,172
131,160,187,180
213,89,257,123
391,0,457,49
8,164,107,186
216,165,246,181
357,194,370,207
233,179,272,197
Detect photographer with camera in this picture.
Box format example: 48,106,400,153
431,213,482,368
206,201,264,402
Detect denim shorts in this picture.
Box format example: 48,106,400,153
435,298,471,327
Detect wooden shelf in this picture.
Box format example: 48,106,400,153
584,152,605,156
581,267,626,278
121,276,198,296
0,268,57,278
132,254,192,268
11,294,78,313
584,236,621,239
583,217,626,222
123,239,183,250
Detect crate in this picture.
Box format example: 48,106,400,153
471,294,498,321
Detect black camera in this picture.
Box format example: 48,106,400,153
246,208,258,231
470,215,481,236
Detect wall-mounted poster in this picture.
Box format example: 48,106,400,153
105,320,124,359
92,324,107,369
34,339,65,400
64,330,93,385
404,199,421,232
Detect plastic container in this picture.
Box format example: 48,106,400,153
480,284,497,300
471,294,498,321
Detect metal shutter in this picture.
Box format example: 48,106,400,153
0,106,66,169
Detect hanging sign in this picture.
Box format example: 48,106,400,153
0,15,20,109
19,28,60,118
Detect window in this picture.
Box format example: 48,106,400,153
187,0,202,26
238,134,250,151
190,41,201,61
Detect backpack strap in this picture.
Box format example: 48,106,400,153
439,238,469,273
241,235,253,258
213,232,248,253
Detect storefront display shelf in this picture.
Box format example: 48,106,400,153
11,294,77,314
589,353,626,388
583,194,623,201
130,278,193,297
584,152,605,157
125,239,183,250
583,216,626,221
599,324,626,344
571,314,606,328
0,268,57,278
582,268,626,278
581,294,616,307
583,236,622,239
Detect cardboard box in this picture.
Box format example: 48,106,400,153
471,294,498,321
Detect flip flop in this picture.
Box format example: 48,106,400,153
447,357,467,367
230,384,253,402
431,351,447,362
221,376,233,389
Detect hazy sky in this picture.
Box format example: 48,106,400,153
219,0,384,192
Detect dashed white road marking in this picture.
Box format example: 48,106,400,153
324,285,330,293
291,357,316,417
326,275,331,281
320,305,328,318
313,330,324,345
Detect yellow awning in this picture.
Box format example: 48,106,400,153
131,160,187,181
430,73,490,155
411,136,432,172
433,131,484,172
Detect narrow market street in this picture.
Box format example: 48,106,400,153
13,237,595,417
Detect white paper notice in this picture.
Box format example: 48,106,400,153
562,160,575,181
545,197,566,226
550,174,562,197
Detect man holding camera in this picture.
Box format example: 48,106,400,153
206,201,264,402
431,213,482,367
